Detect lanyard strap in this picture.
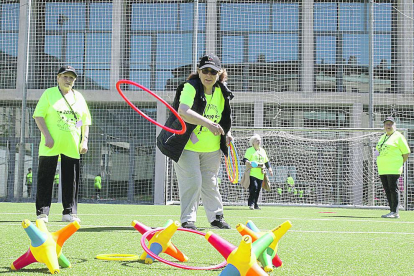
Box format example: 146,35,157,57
58,87,79,122
198,87,215,134
379,132,394,151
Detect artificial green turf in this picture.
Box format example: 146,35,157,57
1,203,413,275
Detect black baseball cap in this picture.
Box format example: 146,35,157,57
383,117,395,123
57,65,78,77
198,54,221,71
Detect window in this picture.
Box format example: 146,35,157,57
314,2,392,93
33,1,112,89
220,2,300,92
0,3,19,89
129,2,206,91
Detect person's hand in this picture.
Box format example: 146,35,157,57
246,161,252,169
80,140,88,154
268,167,274,176
44,135,54,149
226,133,234,145
207,122,224,136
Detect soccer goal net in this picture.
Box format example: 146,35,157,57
165,127,408,209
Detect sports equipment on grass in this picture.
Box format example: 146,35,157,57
236,220,292,272
141,226,227,270
134,220,188,264
11,219,80,274
205,231,276,275
95,254,140,261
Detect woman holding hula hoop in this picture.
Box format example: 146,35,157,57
157,54,234,230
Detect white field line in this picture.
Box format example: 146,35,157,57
0,223,413,236
1,213,414,223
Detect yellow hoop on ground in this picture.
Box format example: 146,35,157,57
95,254,140,261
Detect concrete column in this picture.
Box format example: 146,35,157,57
128,139,135,202
254,100,264,203
154,101,167,205
396,0,413,94
205,0,218,54
16,0,31,98
301,0,314,93
254,101,264,129
110,0,125,91
293,111,304,127
350,104,364,206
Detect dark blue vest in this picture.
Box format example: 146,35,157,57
157,78,234,162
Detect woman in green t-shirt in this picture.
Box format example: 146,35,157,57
376,117,410,219
243,134,273,210
170,54,233,230
33,66,91,223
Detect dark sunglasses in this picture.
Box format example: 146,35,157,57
201,68,218,75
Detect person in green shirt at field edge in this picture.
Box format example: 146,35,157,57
26,168,33,197
33,65,91,223
243,134,273,210
286,173,296,194
94,174,102,200
376,117,410,219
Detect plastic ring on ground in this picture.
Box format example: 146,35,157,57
96,254,140,261
116,79,187,135
140,227,227,270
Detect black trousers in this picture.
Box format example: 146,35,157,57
248,176,263,207
27,184,32,198
36,154,80,216
379,174,400,213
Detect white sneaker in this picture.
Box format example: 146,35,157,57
381,212,392,218
62,214,81,223
37,214,48,223
383,212,399,219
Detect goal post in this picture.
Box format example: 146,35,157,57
165,127,407,210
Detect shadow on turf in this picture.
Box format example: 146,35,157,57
120,260,223,271
223,207,251,210
77,226,134,232
0,258,87,274
324,215,379,219
0,267,50,274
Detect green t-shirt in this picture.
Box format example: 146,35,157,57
33,87,91,159
180,83,224,152
94,176,102,189
287,176,295,186
376,131,410,175
244,147,269,180
26,172,32,185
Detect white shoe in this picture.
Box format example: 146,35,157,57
381,212,392,218
62,214,81,223
383,212,399,219
37,214,48,223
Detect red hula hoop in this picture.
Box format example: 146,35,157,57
116,80,187,135
140,227,227,270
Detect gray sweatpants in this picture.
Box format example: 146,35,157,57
174,149,223,224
